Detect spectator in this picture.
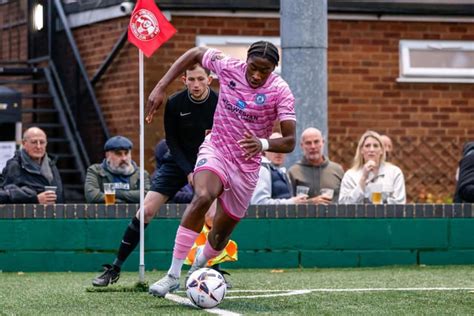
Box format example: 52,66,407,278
380,134,393,161
339,130,406,204
1,127,64,204
288,127,344,205
154,139,193,203
84,136,150,203
454,141,474,203
251,132,307,204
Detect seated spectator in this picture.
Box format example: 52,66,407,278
1,127,64,204
339,130,406,204
84,136,150,203
288,127,344,205
380,134,393,161
251,132,307,204
454,141,474,203
153,139,193,203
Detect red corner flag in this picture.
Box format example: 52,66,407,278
127,0,176,57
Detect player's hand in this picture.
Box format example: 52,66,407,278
37,191,57,204
187,172,194,187
237,132,262,160
145,85,165,123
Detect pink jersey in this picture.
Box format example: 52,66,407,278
202,48,296,173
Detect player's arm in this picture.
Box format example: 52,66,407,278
270,120,296,153
238,120,296,160
145,47,209,123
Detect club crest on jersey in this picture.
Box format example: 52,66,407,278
196,158,207,167
236,99,247,109
255,93,266,105
130,9,160,41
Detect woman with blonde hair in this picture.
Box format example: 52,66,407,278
339,130,406,204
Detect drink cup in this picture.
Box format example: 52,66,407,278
371,183,383,205
103,183,116,205
44,186,57,193
296,185,310,197
320,188,334,200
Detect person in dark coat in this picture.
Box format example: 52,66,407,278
454,141,474,203
1,127,64,204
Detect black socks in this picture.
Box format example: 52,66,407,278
114,217,148,269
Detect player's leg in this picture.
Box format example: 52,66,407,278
92,161,186,287
92,191,168,287
149,170,223,297
189,200,238,272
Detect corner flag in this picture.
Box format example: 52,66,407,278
128,0,176,57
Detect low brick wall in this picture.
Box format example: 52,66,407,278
0,204,473,272
0,203,472,219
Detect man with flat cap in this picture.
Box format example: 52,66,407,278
84,136,150,203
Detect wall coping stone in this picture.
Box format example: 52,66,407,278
0,203,472,219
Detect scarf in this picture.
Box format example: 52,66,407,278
21,149,54,184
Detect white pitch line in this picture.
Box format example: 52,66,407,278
166,293,241,316
224,287,474,300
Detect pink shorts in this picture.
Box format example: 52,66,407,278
194,140,258,220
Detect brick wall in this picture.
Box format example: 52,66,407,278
327,20,474,202
72,16,473,202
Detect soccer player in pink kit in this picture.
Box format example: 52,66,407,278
146,41,296,297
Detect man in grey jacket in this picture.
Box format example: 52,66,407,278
84,136,150,203
288,127,344,205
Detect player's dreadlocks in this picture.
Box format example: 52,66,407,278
247,41,279,66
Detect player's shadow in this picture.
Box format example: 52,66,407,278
85,282,149,293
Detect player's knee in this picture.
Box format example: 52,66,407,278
192,190,214,209
141,205,158,222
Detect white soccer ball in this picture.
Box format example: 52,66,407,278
185,267,227,309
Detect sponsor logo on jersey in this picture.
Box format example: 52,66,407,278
228,80,236,90
236,99,247,109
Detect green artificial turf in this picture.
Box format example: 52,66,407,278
1,265,473,315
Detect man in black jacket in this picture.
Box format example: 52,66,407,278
92,63,217,287
1,127,64,204
454,141,474,203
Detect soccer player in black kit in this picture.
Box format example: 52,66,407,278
92,63,217,287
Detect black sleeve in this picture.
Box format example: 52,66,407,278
458,155,474,203
171,184,194,203
164,98,194,175
5,185,38,203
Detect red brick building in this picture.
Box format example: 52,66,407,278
1,0,473,202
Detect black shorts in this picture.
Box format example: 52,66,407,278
150,155,189,198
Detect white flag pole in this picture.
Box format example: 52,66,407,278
138,49,145,283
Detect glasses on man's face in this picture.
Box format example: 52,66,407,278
27,139,47,146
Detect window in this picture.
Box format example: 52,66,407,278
195,36,281,75
398,40,474,83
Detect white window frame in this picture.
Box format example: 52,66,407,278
195,35,281,75
398,40,474,83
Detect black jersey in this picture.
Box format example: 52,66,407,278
164,88,218,175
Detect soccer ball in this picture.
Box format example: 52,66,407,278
185,268,227,309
